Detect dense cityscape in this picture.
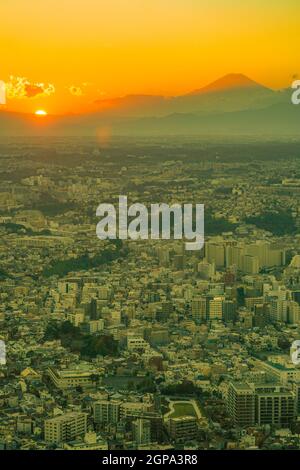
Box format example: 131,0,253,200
1,138,300,450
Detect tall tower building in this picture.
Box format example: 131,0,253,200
227,383,255,427
226,245,244,270
206,242,225,268
242,255,259,275
209,297,223,321
191,297,207,323
132,418,151,446
90,298,99,320
223,299,237,322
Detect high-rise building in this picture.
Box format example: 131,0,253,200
132,418,151,446
228,381,297,428
17,416,33,435
226,245,245,270
206,242,225,268
227,382,255,427
253,303,268,327
90,298,99,320
93,400,121,424
292,382,300,415
269,298,288,323
44,412,87,444
169,416,198,442
287,300,300,324
209,297,223,321
246,242,269,268
222,300,237,322
242,255,259,275
191,297,207,323
292,291,300,306
255,385,295,426
246,242,285,268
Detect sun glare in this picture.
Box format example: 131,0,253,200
35,109,47,116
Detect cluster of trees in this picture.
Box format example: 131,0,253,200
0,268,10,280
135,377,156,393
245,209,297,236
0,222,51,236
43,320,118,358
162,380,201,397
33,194,77,216
43,240,127,277
205,211,237,235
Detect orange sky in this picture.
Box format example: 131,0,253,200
1,0,299,115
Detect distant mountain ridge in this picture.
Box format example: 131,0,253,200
92,73,277,116
0,74,296,136
186,73,269,94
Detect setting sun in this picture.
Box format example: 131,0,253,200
35,110,47,116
